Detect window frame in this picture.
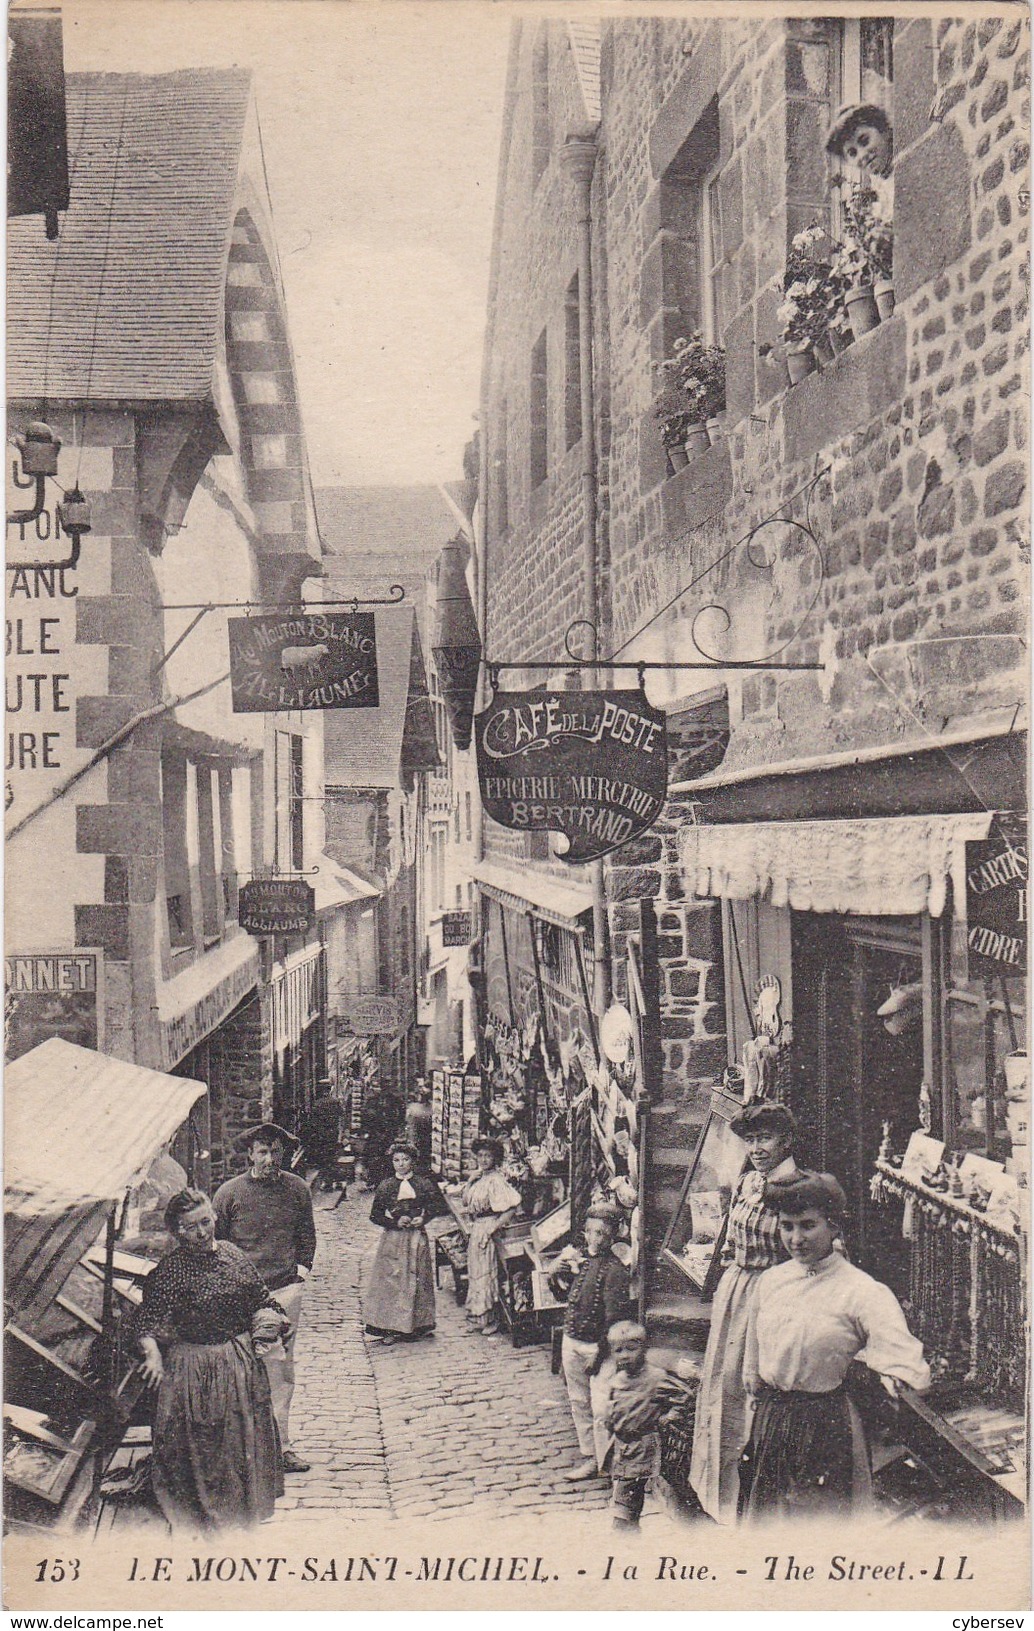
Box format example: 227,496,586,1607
830,19,895,235
699,158,724,347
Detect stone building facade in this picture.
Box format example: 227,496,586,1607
5,71,336,1183
479,13,1028,1348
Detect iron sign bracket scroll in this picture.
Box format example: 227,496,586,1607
486,617,825,676
152,585,406,681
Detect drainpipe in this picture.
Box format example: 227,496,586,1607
561,128,610,1017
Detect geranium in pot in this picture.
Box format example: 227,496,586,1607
654,379,694,469
655,332,727,465
777,227,840,383
831,181,894,334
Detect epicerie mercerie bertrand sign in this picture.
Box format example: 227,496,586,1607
475,688,668,863
965,817,1027,976
227,611,379,713
239,879,316,935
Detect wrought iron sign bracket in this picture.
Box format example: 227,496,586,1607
151,585,405,680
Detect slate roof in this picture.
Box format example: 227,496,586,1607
567,23,601,125
7,69,252,402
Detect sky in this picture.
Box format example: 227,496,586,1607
60,0,511,487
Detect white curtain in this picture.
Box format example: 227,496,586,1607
678,812,994,918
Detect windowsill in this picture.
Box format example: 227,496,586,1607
781,315,906,464
660,438,733,537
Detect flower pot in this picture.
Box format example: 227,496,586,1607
844,284,881,337
874,278,896,321
683,422,711,458
785,342,817,386
828,323,854,356
705,415,724,445
812,330,835,368
666,443,690,472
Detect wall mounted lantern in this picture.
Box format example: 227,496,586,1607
7,420,92,568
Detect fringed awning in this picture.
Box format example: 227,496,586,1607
678,812,995,918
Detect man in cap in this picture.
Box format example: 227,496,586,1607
213,1122,317,1473
550,1201,632,1482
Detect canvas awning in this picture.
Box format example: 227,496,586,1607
678,812,995,918
4,1039,206,1324
6,1038,207,1215
312,854,382,913
471,858,594,929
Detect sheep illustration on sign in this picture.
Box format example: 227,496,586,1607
475,687,668,863
227,612,379,712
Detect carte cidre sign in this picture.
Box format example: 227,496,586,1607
965,817,1027,976
228,611,378,713
475,688,667,863
239,879,315,935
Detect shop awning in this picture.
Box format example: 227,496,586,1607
471,858,594,930
670,723,1026,823
4,1039,206,1325
6,1038,207,1215
678,812,995,918
313,854,382,913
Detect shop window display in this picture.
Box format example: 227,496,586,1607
945,970,1026,1167
661,1091,748,1295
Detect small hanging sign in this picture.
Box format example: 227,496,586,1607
475,687,667,863
964,816,1027,976
441,910,472,947
239,878,315,935
338,995,400,1036
227,611,379,713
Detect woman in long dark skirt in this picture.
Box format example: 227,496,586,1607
364,1142,445,1345
136,1188,287,1530
738,1172,930,1521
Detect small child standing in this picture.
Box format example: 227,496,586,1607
599,1321,681,1529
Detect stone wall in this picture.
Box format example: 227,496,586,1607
481,14,1029,1113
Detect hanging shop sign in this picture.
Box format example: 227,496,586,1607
227,611,379,713
239,878,316,935
441,910,472,947
4,949,101,1062
964,816,1027,976
339,995,400,1036
475,687,668,863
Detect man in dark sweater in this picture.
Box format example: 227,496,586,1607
213,1123,316,1473
551,1202,632,1482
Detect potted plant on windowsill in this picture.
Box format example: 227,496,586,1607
655,332,727,468
831,180,894,335
777,227,841,384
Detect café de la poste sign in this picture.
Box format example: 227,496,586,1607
475,689,668,863
228,611,379,713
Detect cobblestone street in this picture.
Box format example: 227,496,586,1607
274,1188,612,1524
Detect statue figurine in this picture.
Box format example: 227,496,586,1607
918,1080,932,1135
877,1120,893,1162
742,974,785,1102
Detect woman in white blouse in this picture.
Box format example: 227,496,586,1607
739,1171,930,1521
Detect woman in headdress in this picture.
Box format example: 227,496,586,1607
364,1142,445,1345
689,1101,801,1523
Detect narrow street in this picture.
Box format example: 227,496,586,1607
275,1189,613,1523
